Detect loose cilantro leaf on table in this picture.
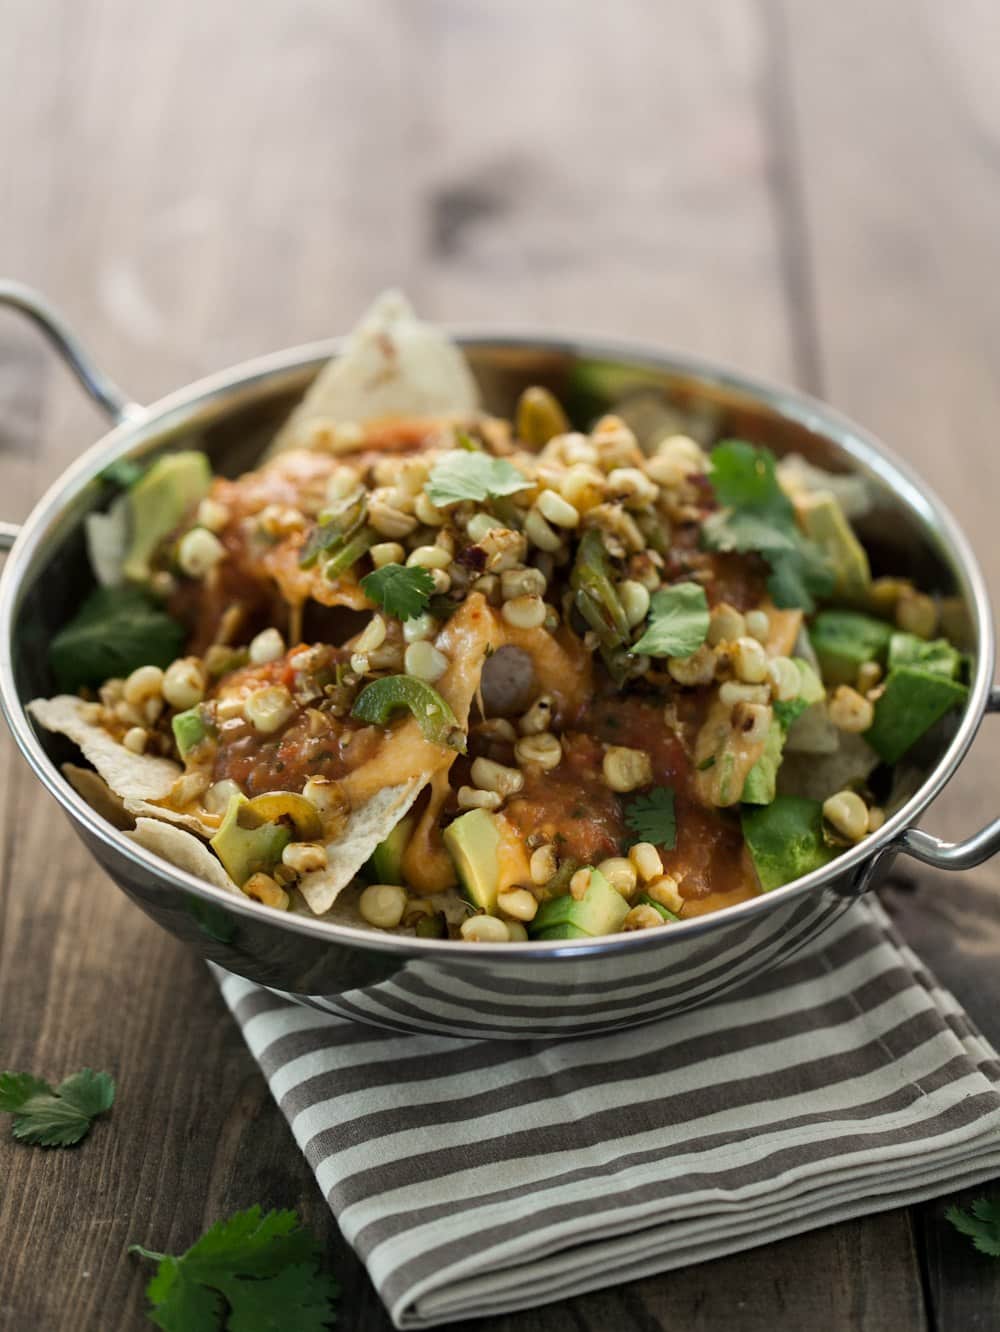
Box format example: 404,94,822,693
49,585,186,692
946,1197,1000,1257
130,1206,339,1332
624,787,677,849
0,1068,115,1146
360,562,434,621
631,581,709,659
702,440,834,613
425,452,530,507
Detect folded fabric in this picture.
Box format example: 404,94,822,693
216,900,1000,1328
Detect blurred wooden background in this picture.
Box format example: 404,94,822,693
2,2,999,1328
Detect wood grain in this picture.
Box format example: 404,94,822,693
1,0,997,1328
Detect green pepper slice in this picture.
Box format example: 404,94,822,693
324,527,376,578
351,675,466,752
570,529,631,684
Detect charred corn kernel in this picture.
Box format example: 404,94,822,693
460,915,511,943
719,680,770,707
170,771,210,806
744,610,771,643
355,615,388,654
114,700,145,728
413,491,446,526
645,435,706,487
514,732,562,770
524,507,562,552
471,757,524,797
122,726,147,754
628,842,663,883
530,844,558,885
707,602,747,647
597,857,638,899
536,489,580,529
359,882,407,929
472,573,500,601
502,595,547,630
427,568,450,596
243,873,290,911
178,527,225,577
281,842,328,875
162,657,206,710
823,790,869,842
667,644,717,687
731,701,772,743
733,636,769,683
519,695,554,735
767,656,800,702
606,467,659,508
646,875,684,913
403,612,438,643
457,785,503,812
591,416,640,469
349,653,370,676
481,527,528,572
622,904,665,931
123,665,164,705
828,685,875,733
244,684,295,734
196,497,231,532
99,678,125,707
559,463,606,513
395,457,431,496
505,921,529,942
466,512,501,543
205,778,243,814
325,466,362,502
370,541,405,569
856,660,883,693
145,696,165,724
602,745,653,793
570,867,593,900
404,641,449,682
478,717,518,743
497,886,538,921
407,544,451,570
500,567,547,600
896,589,937,639
620,579,651,628
257,503,306,537
249,627,286,665
562,436,599,466
867,805,886,833
302,776,347,824
368,491,418,538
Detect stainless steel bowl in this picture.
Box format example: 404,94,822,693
2,281,998,1040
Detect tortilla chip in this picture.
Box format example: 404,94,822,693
62,763,134,830
125,817,238,893
29,696,180,800
270,290,480,454
123,796,217,836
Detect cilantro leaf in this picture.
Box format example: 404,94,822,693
48,585,185,692
1,1068,115,1146
425,452,530,507
131,1206,339,1332
946,1197,1000,1258
624,787,677,849
360,563,434,621
100,457,147,489
631,581,709,659
702,441,835,612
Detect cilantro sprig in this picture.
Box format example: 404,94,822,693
631,582,709,659
0,1068,115,1146
130,1206,339,1332
624,787,677,849
424,452,530,507
360,562,434,621
946,1197,1000,1258
702,441,834,612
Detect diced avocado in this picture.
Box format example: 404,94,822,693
797,491,871,599
171,705,211,759
742,721,785,806
366,816,416,886
443,808,501,913
637,893,679,922
529,869,630,939
209,794,291,886
865,665,967,764
810,610,893,686
742,795,836,892
532,922,591,940
887,633,963,681
123,451,212,583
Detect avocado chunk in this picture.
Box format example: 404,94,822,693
123,451,212,583
887,632,963,680
172,705,211,760
366,816,415,886
864,665,967,764
742,795,836,892
443,808,501,913
529,869,630,939
637,893,679,922
741,720,785,806
209,793,291,886
810,610,893,686
797,491,871,599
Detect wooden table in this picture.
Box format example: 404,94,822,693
2,2,999,1327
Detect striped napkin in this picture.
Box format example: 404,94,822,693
216,900,1000,1328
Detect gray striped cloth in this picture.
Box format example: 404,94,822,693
216,900,1000,1328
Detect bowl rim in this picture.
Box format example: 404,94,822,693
0,327,994,961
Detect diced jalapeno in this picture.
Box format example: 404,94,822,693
351,675,466,751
